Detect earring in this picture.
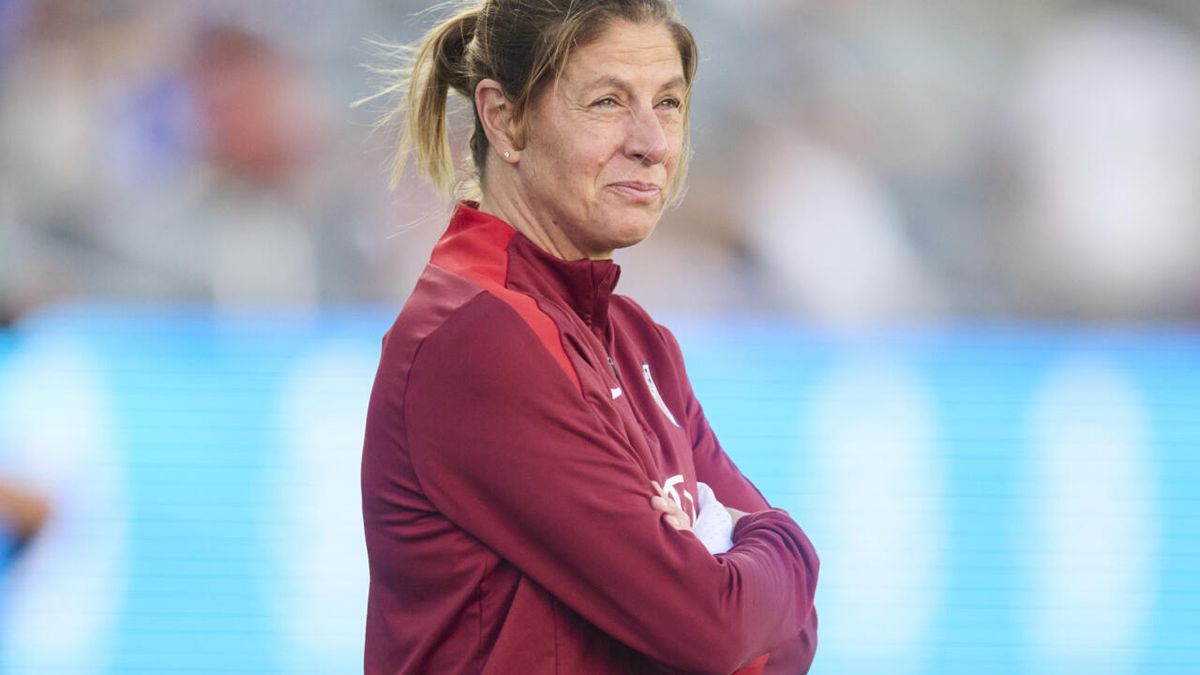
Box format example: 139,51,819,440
503,151,511,159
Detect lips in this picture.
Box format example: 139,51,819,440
608,181,662,203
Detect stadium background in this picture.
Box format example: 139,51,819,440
2,1,1199,673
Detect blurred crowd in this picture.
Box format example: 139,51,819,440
3,0,1200,327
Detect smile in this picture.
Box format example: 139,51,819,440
607,182,662,203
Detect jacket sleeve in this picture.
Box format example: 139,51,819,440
402,294,818,675
659,325,820,674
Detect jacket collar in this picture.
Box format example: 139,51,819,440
436,202,621,335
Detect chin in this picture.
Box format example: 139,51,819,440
605,235,649,254
610,217,660,250
577,203,663,256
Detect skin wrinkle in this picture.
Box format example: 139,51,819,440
477,20,685,262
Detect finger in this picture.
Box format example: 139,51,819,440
653,500,685,524
655,498,683,517
650,480,666,498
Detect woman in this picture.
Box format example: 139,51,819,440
360,2,819,673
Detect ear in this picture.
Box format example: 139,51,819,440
476,78,520,163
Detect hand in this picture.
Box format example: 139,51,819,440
650,480,692,531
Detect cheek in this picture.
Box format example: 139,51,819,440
665,124,685,165
573,125,623,164
571,142,618,188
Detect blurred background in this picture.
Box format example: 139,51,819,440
1,0,1197,673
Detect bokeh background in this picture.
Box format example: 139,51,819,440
1,0,1198,673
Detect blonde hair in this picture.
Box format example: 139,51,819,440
363,0,698,202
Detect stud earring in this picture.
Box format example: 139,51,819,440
503,151,511,159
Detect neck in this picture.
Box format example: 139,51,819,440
477,168,610,262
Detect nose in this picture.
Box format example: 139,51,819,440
625,105,670,167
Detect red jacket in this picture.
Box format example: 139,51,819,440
361,202,819,674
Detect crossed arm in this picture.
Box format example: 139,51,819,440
403,297,819,673
656,322,820,675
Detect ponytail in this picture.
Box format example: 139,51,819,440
408,9,478,192
361,7,480,193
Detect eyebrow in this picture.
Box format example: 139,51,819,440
584,75,687,93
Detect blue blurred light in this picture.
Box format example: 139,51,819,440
0,307,1197,674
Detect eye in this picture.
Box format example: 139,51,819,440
656,97,682,110
592,96,619,108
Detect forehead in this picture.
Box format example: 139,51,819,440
562,20,685,90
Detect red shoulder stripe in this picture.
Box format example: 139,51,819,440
430,205,583,394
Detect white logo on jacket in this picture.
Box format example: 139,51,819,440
659,476,734,554
661,474,696,523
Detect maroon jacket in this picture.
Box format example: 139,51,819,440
361,202,819,674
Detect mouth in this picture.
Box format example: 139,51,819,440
607,181,662,204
